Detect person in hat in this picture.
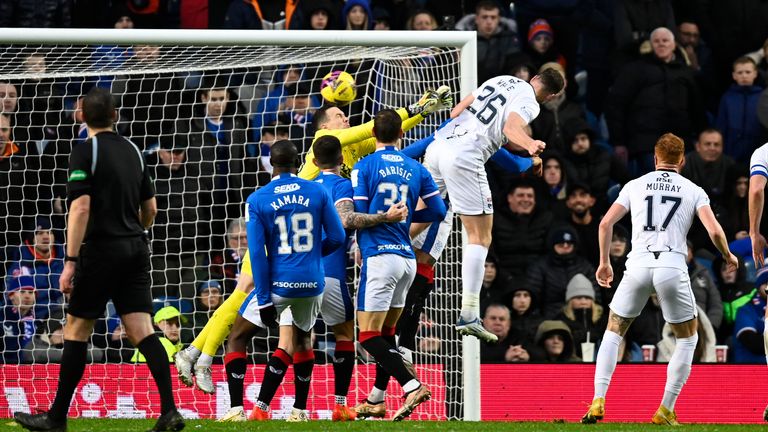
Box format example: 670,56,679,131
304,0,337,30
1,276,38,364
184,280,224,343
530,319,580,362
132,306,184,363
565,182,600,267
555,274,606,358
499,284,541,351
6,216,65,320
527,225,599,319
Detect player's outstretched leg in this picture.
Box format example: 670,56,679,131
455,215,497,342
582,329,622,424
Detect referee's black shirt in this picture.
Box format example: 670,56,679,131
66,131,155,241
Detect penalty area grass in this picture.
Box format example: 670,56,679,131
4,419,763,432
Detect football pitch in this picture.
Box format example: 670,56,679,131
4,420,762,432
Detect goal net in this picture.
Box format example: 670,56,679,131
0,29,477,421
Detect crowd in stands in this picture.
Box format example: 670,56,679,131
2,0,768,366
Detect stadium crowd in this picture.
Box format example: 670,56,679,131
2,0,768,368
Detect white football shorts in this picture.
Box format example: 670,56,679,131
424,138,493,216
411,206,453,261
241,292,321,332
357,253,416,312
610,266,697,324
321,276,354,326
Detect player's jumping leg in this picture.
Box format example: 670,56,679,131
455,214,497,342
652,318,698,426
582,311,634,424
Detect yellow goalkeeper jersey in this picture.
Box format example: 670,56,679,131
298,108,426,180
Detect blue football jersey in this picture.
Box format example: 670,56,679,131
315,171,354,281
352,146,440,259
245,173,345,306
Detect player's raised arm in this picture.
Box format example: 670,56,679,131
596,202,629,288
320,189,346,256
245,203,271,307
698,204,739,272
502,112,545,157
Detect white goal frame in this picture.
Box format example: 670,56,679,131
0,27,480,421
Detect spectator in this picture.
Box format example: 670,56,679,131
6,217,64,320
606,27,705,175
510,62,537,82
491,181,554,283
132,306,184,363
562,118,630,210
564,183,600,267
183,280,223,344
681,129,734,204
677,20,717,112
527,226,599,318
530,320,580,362
530,63,584,155
303,0,336,30
604,224,630,305
580,0,615,116
0,276,38,364
0,0,71,27
480,303,530,363
480,255,512,312
716,57,765,163
0,81,18,116
732,268,768,363
147,136,212,299
455,0,520,84
0,113,27,271
209,218,247,295
372,7,391,30
406,10,438,31
177,77,248,243
714,254,753,343
722,164,759,240
686,242,723,330
555,274,606,359
521,19,567,71
224,0,304,29
657,305,717,363
342,0,372,30
537,154,569,219
499,286,542,349
612,0,676,70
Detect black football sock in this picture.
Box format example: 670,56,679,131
373,326,398,391
257,348,292,407
333,340,355,402
137,335,176,414
224,351,247,407
360,332,415,388
292,350,315,410
49,340,88,422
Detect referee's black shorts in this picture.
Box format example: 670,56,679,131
68,236,153,319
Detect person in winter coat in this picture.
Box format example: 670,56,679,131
224,0,304,30
686,242,723,330
603,224,630,306
182,280,223,344
480,254,513,313
555,274,607,358
341,0,373,30
498,285,542,349
537,154,570,220
480,303,531,363
713,254,753,343
605,27,705,176
732,271,768,363
491,180,554,283
530,320,580,362
455,1,520,84
526,226,600,318
715,57,766,163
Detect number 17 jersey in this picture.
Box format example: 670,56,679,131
433,75,540,162
615,170,709,270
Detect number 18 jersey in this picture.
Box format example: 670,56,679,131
615,170,709,270
433,75,540,162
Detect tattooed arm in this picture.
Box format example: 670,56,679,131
335,199,407,230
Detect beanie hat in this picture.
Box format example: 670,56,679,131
528,19,554,43
565,273,594,302
756,267,768,288
549,226,579,248
6,275,36,294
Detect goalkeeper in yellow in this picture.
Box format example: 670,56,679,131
174,86,453,402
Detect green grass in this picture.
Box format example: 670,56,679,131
3,419,763,432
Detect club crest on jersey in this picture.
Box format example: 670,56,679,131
381,154,403,163
274,183,300,194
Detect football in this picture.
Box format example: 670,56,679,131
320,70,357,106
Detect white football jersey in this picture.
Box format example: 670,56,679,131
616,170,710,270
433,75,540,162
750,142,768,177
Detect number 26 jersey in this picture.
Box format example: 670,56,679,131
615,170,709,270
433,75,540,162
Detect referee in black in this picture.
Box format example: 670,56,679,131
14,88,184,432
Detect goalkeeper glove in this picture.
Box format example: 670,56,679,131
407,85,452,118
257,303,278,328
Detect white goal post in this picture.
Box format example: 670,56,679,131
0,28,479,421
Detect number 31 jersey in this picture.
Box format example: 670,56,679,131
352,146,440,260
615,170,709,270
433,75,540,162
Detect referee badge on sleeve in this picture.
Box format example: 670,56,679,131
69,170,88,181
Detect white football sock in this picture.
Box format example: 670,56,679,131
460,244,488,321
662,333,698,410
368,387,386,404
184,345,201,361
197,353,214,367
594,330,622,399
